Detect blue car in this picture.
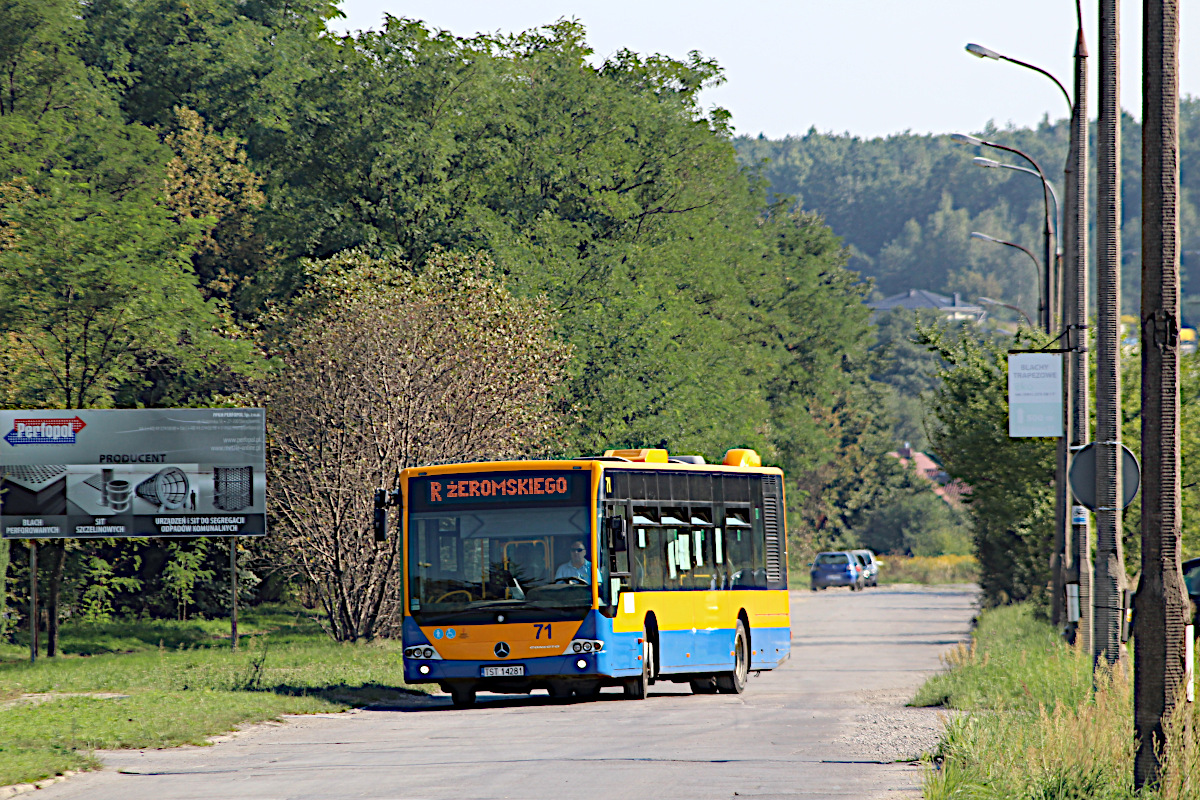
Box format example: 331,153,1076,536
810,551,864,591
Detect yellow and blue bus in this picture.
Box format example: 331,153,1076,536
398,448,790,706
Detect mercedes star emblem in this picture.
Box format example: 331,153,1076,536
494,641,510,658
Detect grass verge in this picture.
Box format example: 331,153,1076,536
878,555,977,585
915,603,1200,799
0,606,423,787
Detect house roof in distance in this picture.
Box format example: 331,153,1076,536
889,444,970,506
868,289,983,316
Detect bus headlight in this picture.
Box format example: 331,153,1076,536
568,639,603,654
576,659,587,670
419,665,430,675
404,646,443,661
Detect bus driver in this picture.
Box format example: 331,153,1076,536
555,540,591,582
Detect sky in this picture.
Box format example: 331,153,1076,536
329,1,1198,140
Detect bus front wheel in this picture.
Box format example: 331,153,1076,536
624,634,653,700
449,685,476,708
716,620,749,694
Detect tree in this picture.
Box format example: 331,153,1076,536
920,323,1057,607
161,105,268,311
260,249,569,641
855,466,971,557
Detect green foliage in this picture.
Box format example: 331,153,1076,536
913,604,1090,711
1119,351,1200,570
1,3,907,636
869,309,949,452
856,474,971,557
162,540,215,621
919,323,1057,607
77,554,143,624
738,107,1200,320
912,604,1200,800
0,0,263,409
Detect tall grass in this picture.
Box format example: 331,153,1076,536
918,603,1200,799
0,606,422,787
878,555,978,585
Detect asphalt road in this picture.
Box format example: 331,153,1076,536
36,584,976,800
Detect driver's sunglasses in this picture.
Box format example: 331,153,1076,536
572,547,585,553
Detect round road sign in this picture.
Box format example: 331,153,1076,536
1067,443,1140,511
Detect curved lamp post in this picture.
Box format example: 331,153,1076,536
965,34,1086,642
965,43,1073,116
978,296,1035,329
953,134,1055,334
973,156,1062,257
970,231,1044,328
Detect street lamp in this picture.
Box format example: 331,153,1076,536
953,135,1055,333
966,32,1088,644
965,43,1073,116
970,231,1044,327
973,157,1062,257
978,296,1035,329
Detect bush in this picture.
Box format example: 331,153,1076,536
877,555,977,585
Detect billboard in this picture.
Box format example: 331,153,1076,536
1008,353,1064,438
1,408,265,539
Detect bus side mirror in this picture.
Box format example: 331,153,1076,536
373,489,388,542
607,516,628,552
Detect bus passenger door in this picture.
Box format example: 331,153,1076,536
605,503,632,612
691,526,725,668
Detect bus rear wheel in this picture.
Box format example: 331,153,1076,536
716,620,749,694
624,634,653,700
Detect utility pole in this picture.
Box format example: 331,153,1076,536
1093,0,1126,668
1134,0,1186,787
1063,8,1092,654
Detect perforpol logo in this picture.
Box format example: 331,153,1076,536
4,417,86,446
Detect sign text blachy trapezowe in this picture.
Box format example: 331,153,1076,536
1008,354,1064,438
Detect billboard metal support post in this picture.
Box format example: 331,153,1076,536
230,538,238,653
28,541,36,664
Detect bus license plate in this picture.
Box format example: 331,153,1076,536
482,665,524,677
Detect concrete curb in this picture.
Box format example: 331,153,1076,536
0,771,76,797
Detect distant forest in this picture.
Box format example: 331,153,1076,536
735,103,1200,325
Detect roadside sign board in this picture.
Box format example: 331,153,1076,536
1008,353,1063,437
0,408,265,539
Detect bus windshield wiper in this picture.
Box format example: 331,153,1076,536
467,600,529,610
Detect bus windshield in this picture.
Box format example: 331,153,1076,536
407,506,595,625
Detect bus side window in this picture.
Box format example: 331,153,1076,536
666,528,691,584
725,509,754,587
641,527,665,590
632,528,648,588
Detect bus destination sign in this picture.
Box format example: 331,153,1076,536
412,472,582,510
